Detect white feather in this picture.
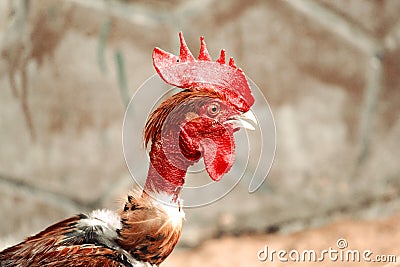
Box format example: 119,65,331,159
77,209,122,241
151,193,185,228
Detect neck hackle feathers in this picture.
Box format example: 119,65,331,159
152,32,254,112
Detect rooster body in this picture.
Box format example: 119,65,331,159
0,191,183,266
0,32,255,266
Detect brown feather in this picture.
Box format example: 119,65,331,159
0,215,122,266
144,90,220,147
12,245,129,267
0,213,150,267
117,190,184,265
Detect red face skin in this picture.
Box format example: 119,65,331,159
143,92,242,200
179,98,239,180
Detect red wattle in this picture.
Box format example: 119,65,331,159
200,129,235,181
181,118,236,182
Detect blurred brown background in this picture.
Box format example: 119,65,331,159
0,0,399,266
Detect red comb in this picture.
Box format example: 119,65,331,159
152,32,254,111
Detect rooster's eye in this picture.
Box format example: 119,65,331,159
207,102,220,117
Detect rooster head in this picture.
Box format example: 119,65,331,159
144,32,256,192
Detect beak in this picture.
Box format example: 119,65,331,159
224,110,257,131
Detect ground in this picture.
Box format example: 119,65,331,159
165,212,400,267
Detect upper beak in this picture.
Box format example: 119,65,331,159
224,110,257,131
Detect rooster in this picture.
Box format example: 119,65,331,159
0,32,256,266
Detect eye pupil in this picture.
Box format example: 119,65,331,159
207,102,220,116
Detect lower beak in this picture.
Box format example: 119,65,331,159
224,110,257,131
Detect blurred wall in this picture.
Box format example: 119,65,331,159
0,0,399,247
